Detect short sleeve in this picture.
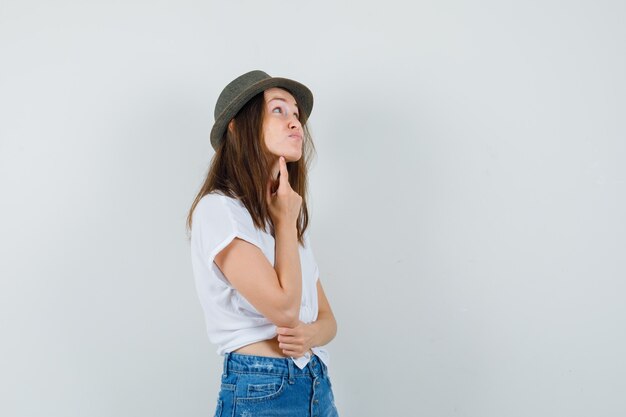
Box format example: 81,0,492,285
191,193,264,267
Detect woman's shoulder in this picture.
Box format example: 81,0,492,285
198,191,243,208
197,191,272,235
196,192,252,224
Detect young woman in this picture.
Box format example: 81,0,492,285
186,70,339,416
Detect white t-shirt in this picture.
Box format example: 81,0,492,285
190,191,329,369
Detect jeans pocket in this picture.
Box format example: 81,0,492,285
237,374,287,403
247,381,281,398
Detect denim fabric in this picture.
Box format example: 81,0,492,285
213,352,339,417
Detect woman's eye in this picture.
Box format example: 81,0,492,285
273,107,298,119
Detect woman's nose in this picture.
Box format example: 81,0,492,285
289,113,301,126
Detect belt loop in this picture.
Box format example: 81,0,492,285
222,352,230,378
287,357,295,384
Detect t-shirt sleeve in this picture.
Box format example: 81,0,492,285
191,194,264,267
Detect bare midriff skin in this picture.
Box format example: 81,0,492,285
232,335,313,358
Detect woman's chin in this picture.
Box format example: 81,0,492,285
280,152,302,162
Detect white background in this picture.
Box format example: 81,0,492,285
1,1,625,416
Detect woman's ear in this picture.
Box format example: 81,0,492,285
228,119,235,134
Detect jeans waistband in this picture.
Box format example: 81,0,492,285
222,352,325,384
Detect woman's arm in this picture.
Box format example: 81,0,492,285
308,278,337,347
213,223,302,329
276,278,337,356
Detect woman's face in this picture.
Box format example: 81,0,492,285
262,87,303,163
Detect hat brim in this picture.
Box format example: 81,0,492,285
210,77,313,151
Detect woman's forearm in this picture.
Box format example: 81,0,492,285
308,312,337,348
274,224,303,327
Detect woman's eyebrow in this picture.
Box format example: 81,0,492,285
268,97,298,110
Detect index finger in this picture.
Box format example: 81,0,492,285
278,156,289,190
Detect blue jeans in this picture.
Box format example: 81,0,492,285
214,351,339,417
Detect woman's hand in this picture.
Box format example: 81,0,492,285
266,156,302,229
276,321,315,357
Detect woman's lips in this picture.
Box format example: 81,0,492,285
289,134,302,141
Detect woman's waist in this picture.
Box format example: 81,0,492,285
224,349,325,377
232,335,313,358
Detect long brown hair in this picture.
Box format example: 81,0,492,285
185,89,316,246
